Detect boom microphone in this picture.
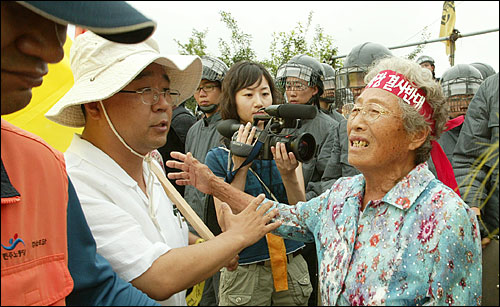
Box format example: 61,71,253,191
264,104,317,119
217,119,243,139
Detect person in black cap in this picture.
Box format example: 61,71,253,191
417,55,439,81
183,55,229,306
1,1,158,305
157,101,197,196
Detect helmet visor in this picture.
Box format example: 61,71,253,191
276,64,314,88
323,78,336,91
442,78,481,97
336,68,366,90
201,58,228,82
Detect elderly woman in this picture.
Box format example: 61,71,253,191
167,56,482,306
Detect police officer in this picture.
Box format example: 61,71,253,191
319,63,344,122
275,54,338,188
184,55,229,306
453,73,499,307
438,64,483,164
275,54,338,306
336,42,394,110
417,55,439,81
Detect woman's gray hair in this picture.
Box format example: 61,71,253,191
364,56,448,164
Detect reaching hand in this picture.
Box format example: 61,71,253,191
271,142,299,176
217,194,281,248
166,152,215,195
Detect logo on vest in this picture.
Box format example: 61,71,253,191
1,233,25,250
1,233,27,261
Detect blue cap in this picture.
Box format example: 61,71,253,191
17,1,156,44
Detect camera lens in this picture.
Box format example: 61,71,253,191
298,139,309,157
289,133,316,162
268,133,316,162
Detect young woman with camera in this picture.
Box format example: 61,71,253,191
204,61,312,306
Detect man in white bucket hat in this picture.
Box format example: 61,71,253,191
45,31,281,305
1,1,162,306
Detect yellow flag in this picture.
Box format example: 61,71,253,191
439,1,456,55
1,36,82,152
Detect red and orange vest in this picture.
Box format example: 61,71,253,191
1,119,74,305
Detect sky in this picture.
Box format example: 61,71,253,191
123,1,498,79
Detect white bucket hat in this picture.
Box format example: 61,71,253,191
45,31,202,128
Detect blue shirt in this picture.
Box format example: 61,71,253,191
205,147,304,264
269,163,482,306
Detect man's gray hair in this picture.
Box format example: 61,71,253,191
364,56,448,164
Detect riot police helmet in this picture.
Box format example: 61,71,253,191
470,62,496,80
336,42,393,108
275,54,325,97
320,63,336,104
441,64,483,118
200,55,229,83
416,55,435,66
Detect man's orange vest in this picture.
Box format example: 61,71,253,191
1,119,74,305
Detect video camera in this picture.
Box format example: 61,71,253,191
216,104,317,163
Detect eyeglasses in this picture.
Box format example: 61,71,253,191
195,84,219,93
119,88,180,106
349,103,393,122
284,81,308,91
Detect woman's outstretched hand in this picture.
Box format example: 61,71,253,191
166,151,215,195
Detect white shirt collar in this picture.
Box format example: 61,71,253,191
67,133,160,189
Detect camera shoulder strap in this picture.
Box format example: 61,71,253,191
225,140,263,183
248,166,278,202
225,122,272,183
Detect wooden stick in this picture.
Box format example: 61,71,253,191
150,163,215,240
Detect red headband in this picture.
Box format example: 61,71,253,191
365,70,435,134
365,70,460,196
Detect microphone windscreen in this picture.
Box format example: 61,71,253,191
265,104,317,119
216,119,241,138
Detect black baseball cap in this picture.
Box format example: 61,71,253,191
17,1,156,44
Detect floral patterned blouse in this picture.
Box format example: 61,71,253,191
269,163,482,306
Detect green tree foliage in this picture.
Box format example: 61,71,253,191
174,29,210,113
174,28,209,56
181,94,199,115
310,24,340,68
261,11,340,76
173,11,341,112
174,10,340,76
260,12,312,76
218,11,256,67
405,26,431,60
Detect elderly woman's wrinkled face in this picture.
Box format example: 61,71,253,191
347,88,415,174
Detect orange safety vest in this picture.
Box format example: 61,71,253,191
1,119,74,306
